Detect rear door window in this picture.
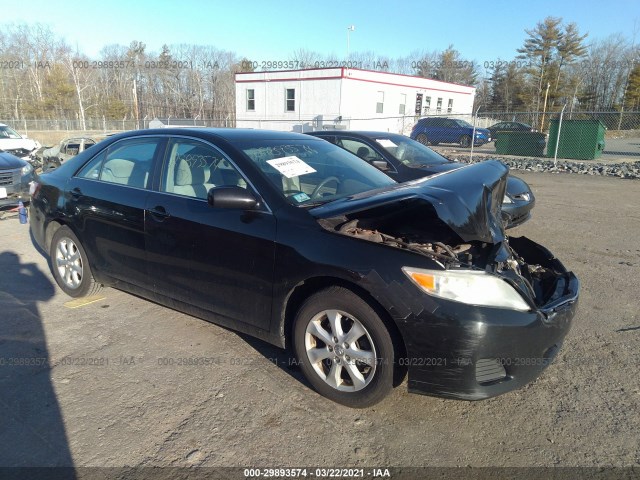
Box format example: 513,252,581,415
75,137,163,189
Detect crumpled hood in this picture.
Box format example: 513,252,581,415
311,160,508,244
0,138,40,153
0,151,28,169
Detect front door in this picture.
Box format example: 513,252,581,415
144,137,277,330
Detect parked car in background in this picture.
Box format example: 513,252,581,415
308,131,535,228
30,128,578,407
0,149,34,208
488,121,535,140
0,123,41,163
410,117,491,147
42,137,98,172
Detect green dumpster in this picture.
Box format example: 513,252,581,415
547,119,606,160
494,131,546,157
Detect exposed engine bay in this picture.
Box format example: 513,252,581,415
318,198,568,307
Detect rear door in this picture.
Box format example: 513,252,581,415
144,136,277,330
66,136,166,287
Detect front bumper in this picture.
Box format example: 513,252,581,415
398,238,579,400
0,176,31,208
502,198,535,229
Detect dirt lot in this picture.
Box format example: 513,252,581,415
0,172,639,474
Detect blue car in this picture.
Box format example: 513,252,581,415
411,117,491,148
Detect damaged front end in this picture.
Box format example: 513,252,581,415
314,160,577,313
313,160,579,399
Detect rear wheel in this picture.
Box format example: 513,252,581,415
459,135,472,148
416,133,428,146
50,226,102,298
293,286,395,408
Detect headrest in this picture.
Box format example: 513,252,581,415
175,157,211,186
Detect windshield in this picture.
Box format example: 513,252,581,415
235,138,395,206
373,134,450,168
454,119,473,128
0,126,23,139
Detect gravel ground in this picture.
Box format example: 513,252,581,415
0,172,638,475
441,153,640,179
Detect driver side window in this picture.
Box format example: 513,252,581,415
161,138,247,200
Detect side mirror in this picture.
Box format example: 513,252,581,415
372,160,390,171
207,186,258,210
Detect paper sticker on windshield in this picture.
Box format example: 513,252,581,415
0,187,7,199
376,139,397,148
267,156,316,178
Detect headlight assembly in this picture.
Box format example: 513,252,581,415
402,267,531,311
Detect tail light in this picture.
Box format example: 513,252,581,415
29,181,41,197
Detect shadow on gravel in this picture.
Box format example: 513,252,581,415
0,250,75,472
237,333,310,388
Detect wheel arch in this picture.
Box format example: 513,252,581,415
44,219,66,252
281,276,408,386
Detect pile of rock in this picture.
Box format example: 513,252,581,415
445,154,640,180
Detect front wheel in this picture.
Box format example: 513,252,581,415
293,286,395,408
459,135,472,148
44,162,59,173
50,226,102,298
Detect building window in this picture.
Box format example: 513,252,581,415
246,89,255,111
424,96,431,114
447,99,453,113
285,88,296,112
376,91,384,114
399,93,406,114
436,97,443,114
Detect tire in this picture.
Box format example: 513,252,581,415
293,286,395,408
459,135,472,148
416,133,428,146
50,226,102,298
44,162,59,173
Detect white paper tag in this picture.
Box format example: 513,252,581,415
376,139,397,148
0,187,7,199
267,156,316,179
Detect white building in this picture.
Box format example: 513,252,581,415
235,67,476,134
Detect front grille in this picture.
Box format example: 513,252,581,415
0,168,21,187
475,358,507,384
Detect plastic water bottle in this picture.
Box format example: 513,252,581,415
18,200,28,224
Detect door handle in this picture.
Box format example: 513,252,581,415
147,206,170,220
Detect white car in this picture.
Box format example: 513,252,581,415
0,123,41,161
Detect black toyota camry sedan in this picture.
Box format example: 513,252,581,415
30,128,579,408
308,131,535,229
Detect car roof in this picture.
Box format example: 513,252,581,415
310,130,405,139
114,128,320,142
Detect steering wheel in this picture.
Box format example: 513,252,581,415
310,176,340,200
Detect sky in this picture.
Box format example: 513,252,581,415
2,0,639,69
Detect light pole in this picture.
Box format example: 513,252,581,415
347,25,355,60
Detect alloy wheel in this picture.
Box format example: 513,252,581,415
304,309,377,392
